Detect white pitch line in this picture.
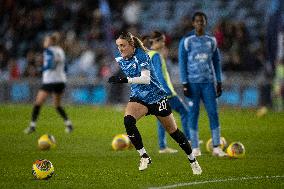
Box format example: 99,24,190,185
148,175,284,189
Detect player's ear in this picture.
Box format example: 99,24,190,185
129,40,134,47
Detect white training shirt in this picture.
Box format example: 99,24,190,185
42,46,67,84
277,31,284,60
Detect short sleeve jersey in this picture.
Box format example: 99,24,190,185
42,46,66,84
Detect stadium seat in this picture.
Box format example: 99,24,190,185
71,88,89,104
11,83,30,102
90,85,107,105
241,87,259,107
219,89,240,106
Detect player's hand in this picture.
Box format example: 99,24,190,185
216,82,223,98
108,76,128,84
183,83,191,98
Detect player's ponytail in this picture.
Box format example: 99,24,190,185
132,36,148,52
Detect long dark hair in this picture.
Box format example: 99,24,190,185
117,32,148,52
150,30,164,39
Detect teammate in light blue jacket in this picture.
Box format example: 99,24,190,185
178,12,226,157
147,31,191,154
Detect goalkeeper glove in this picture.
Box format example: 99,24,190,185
216,82,223,98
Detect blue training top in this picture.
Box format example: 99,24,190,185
115,48,166,104
148,50,177,98
178,30,222,84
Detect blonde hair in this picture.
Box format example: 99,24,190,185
49,32,61,46
117,32,148,52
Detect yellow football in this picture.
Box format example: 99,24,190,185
206,137,227,152
111,134,131,151
226,142,245,158
32,159,54,180
38,134,56,150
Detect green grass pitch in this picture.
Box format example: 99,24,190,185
0,104,283,189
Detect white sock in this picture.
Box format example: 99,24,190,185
137,147,147,156
187,153,195,161
64,120,72,126
30,121,36,128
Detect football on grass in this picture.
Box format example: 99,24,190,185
112,134,131,150
32,159,54,180
206,136,227,152
226,142,245,158
38,134,56,150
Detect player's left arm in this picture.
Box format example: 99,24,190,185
212,37,222,97
212,37,222,83
128,51,151,84
127,69,150,84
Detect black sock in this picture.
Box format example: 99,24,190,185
124,115,144,150
56,106,68,121
31,105,41,122
170,128,193,155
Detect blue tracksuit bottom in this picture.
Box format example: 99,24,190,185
187,82,221,148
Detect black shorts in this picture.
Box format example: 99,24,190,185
129,97,172,117
40,83,66,94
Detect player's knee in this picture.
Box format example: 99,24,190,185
189,110,199,117
210,124,219,130
124,115,136,129
180,110,189,119
208,112,218,121
53,101,61,107
35,100,44,106
167,126,177,134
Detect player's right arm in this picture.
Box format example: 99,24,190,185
178,37,189,84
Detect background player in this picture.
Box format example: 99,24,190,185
147,31,191,154
178,12,226,157
24,32,73,134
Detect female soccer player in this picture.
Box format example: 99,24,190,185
178,12,226,157
148,31,191,154
108,32,202,174
24,32,73,134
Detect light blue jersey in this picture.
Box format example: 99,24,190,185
115,48,166,104
179,30,221,83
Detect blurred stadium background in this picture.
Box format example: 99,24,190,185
0,0,283,109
